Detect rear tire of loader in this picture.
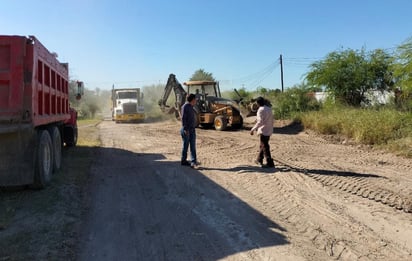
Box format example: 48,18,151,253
49,126,62,173
32,130,53,189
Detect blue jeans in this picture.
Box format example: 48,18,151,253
181,128,196,164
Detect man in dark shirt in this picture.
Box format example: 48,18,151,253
181,94,199,168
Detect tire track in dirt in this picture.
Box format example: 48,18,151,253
196,130,256,167
230,168,407,260
194,131,351,259
272,130,412,211
197,152,357,257
272,145,412,213
194,127,411,260
308,171,412,212
123,120,411,259
269,132,412,257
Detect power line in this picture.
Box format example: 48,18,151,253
229,59,280,89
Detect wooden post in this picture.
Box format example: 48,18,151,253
280,54,284,92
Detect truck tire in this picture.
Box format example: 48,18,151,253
32,130,53,189
214,116,227,131
49,126,62,172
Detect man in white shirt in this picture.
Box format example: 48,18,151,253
250,97,275,168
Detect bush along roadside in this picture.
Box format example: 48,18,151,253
299,107,412,157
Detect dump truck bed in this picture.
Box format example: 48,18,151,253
0,35,70,133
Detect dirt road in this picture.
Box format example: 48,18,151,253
76,119,412,260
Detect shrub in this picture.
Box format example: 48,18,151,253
301,106,412,150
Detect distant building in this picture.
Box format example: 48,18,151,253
314,92,328,103
313,91,394,105
364,90,394,105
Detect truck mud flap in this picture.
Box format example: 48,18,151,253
63,125,78,147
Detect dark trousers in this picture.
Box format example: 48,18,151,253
180,128,197,163
257,135,273,163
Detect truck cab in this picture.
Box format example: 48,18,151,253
111,88,145,123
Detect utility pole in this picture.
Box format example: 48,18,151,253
280,54,284,92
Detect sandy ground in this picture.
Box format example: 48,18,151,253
75,118,412,261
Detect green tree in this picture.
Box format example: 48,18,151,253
190,69,215,81
224,87,254,103
273,83,320,119
306,48,394,106
142,83,167,114
257,87,268,96
68,81,104,119
234,87,253,100
393,36,412,110
394,36,412,92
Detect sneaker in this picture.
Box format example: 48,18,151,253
181,161,191,166
190,162,200,168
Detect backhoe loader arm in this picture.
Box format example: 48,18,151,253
158,74,187,116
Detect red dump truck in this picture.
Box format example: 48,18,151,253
0,35,83,188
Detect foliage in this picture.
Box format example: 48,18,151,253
225,87,254,103
190,69,215,81
256,87,281,100
142,83,173,120
300,106,412,157
394,37,412,92
68,81,111,119
270,83,321,119
142,83,165,113
223,83,321,120
393,36,412,111
306,48,394,106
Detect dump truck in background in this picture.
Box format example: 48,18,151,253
159,74,243,131
111,87,145,123
0,35,83,188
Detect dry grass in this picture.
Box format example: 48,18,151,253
300,107,412,158
77,119,101,146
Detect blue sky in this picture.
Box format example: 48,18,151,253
1,0,411,91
